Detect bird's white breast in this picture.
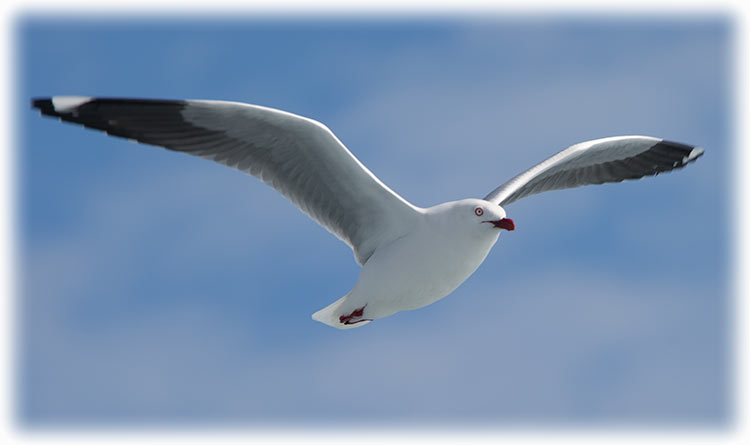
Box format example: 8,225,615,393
347,215,501,319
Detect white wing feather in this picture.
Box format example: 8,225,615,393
484,136,703,206
34,97,421,265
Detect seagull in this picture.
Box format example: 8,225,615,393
32,97,704,329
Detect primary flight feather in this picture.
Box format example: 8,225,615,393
32,96,703,329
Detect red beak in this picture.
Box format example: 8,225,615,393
491,218,515,231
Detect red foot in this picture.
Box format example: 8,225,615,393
339,305,371,325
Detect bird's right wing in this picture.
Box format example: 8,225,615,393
33,97,422,265
483,136,703,207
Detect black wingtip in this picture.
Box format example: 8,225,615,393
657,139,698,153
31,97,56,116
652,139,705,167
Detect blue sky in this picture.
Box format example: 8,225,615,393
18,17,730,426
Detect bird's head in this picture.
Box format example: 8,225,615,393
441,199,515,235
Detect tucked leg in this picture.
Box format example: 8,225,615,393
339,305,371,325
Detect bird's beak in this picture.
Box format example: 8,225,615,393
490,218,515,231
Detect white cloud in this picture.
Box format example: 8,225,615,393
22,263,725,423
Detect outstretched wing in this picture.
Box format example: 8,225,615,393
33,97,421,265
484,136,703,207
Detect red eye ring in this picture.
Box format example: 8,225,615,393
474,207,484,217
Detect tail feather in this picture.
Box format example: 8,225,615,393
312,295,371,330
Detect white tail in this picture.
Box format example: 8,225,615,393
312,295,371,330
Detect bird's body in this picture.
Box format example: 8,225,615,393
314,199,506,328
32,96,703,329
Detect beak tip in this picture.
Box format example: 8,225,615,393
494,218,515,231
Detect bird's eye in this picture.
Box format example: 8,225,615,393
474,207,484,217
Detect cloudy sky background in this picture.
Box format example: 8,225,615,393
18,17,730,426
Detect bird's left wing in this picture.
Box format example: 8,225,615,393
483,136,703,207
32,97,422,265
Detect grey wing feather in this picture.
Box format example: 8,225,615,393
32,97,421,265
484,136,704,206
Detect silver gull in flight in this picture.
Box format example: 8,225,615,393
32,97,704,329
